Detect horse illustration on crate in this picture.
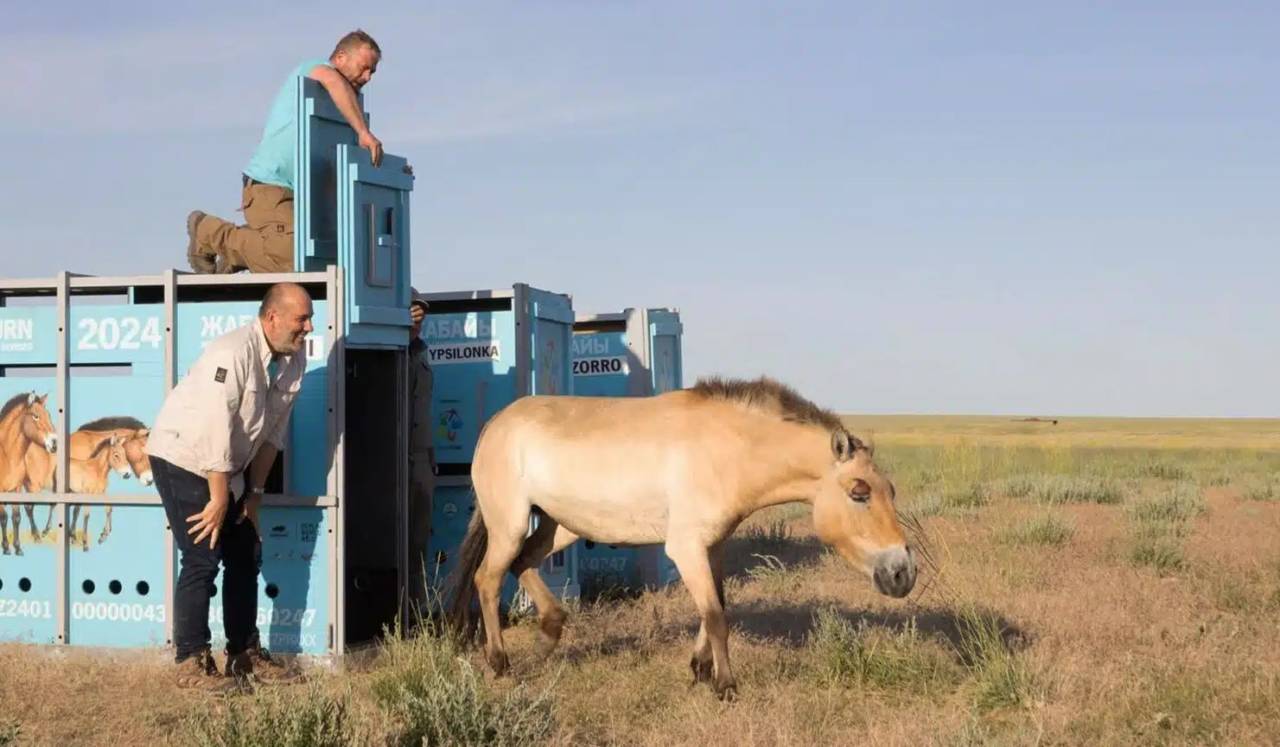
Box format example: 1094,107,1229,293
0,392,57,555
23,417,151,548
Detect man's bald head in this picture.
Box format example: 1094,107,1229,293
259,283,314,355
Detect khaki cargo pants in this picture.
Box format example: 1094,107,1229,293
195,179,294,274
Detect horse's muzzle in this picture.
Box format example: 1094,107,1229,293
873,547,916,598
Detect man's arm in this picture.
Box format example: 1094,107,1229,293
237,442,279,535
308,64,383,166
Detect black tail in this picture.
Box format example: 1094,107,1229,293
444,510,489,646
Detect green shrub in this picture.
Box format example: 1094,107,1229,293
998,514,1074,547
371,627,557,746
185,685,349,747
808,608,961,693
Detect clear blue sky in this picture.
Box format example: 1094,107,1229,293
2,1,1275,417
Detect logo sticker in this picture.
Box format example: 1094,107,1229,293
214,367,227,383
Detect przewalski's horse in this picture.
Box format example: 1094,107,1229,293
446,376,917,699
24,417,146,540
0,392,57,555
25,431,131,550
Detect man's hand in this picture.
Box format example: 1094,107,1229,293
359,130,383,167
187,494,230,549
237,493,263,537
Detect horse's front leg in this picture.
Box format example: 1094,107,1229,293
0,507,10,555
688,541,726,686
668,539,736,700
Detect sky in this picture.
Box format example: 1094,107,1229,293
1,1,1276,417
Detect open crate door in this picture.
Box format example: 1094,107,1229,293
337,144,414,347
648,311,683,394
295,78,364,271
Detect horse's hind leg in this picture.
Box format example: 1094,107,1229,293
475,511,532,676
0,507,10,555
511,520,578,660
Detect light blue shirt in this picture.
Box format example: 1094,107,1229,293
243,58,331,190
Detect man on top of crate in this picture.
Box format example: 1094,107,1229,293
146,282,313,691
185,30,386,275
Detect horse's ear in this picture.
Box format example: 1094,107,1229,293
831,430,855,462
27,392,36,405
137,428,150,438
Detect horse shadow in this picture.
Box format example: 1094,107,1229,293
722,601,1030,657
560,598,1029,668
721,531,829,581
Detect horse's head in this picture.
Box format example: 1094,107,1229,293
22,392,57,453
106,432,132,478
812,430,916,598
123,429,153,485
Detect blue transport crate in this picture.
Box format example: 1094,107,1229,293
418,285,574,465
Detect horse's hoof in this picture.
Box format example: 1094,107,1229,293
486,649,509,677
690,657,713,684
714,680,738,702
13,548,23,557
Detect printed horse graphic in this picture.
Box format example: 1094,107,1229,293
24,417,149,548
0,392,57,555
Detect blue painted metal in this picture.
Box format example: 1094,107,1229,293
295,78,363,271
209,507,331,655
68,506,167,647
336,144,414,348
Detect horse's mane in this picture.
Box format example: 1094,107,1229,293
79,416,146,432
0,392,32,421
88,433,116,458
690,376,853,436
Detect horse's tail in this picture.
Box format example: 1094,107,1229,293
443,508,489,646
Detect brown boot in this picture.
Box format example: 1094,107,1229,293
225,644,304,685
186,211,217,273
175,649,240,694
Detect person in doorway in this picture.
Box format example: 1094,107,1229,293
145,282,313,691
406,289,438,626
185,30,385,275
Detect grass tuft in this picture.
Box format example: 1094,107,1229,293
370,624,558,747
952,604,1039,712
185,684,350,747
808,608,961,693
998,513,1074,547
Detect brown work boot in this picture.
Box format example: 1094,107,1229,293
225,644,303,685
174,649,240,694
186,210,217,273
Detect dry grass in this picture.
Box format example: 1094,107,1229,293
2,415,1279,745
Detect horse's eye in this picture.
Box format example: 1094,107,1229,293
849,479,871,503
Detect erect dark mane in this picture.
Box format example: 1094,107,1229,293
79,416,147,432
88,433,117,458
0,392,33,421
691,376,855,438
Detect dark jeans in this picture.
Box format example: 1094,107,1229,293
151,456,262,662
